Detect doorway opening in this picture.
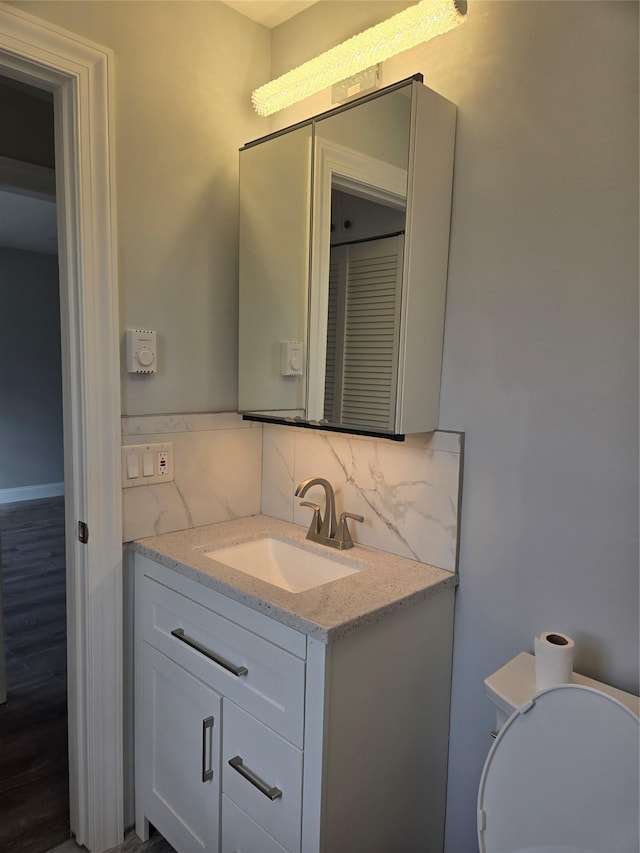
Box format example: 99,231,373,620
1,6,123,851
0,74,69,852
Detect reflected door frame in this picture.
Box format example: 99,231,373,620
308,137,407,422
0,5,123,851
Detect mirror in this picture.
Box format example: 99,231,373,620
308,86,411,431
238,123,311,416
238,78,456,437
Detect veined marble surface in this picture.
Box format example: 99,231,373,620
262,425,463,572
121,414,463,574
122,413,261,542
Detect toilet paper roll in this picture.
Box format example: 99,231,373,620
534,631,575,690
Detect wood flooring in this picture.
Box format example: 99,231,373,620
0,496,70,853
48,827,176,853
104,829,177,853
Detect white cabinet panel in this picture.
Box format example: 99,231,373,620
142,643,221,853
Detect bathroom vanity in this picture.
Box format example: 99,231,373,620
133,516,457,853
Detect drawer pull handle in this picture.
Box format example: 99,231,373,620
171,628,249,677
228,755,282,801
202,716,214,783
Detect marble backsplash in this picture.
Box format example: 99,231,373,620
262,425,463,572
122,413,463,573
121,413,262,542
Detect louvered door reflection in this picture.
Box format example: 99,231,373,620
324,234,403,430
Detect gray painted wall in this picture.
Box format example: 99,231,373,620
0,247,63,490
435,4,638,849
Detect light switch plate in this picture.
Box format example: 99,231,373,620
121,442,174,487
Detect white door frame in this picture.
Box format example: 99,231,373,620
0,5,123,851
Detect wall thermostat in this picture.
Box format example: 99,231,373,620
126,329,157,374
281,340,303,376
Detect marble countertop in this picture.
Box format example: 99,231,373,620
133,515,457,643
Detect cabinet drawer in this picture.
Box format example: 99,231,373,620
223,702,302,853
141,576,305,746
221,795,287,853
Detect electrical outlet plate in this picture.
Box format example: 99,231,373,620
121,442,174,487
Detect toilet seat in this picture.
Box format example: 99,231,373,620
477,684,640,853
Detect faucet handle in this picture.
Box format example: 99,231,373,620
300,501,322,536
336,511,364,549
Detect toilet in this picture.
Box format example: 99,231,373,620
478,652,640,853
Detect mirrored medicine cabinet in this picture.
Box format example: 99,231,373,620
238,75,456,438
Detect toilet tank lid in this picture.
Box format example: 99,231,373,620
484,652,640,717
484,653,537,716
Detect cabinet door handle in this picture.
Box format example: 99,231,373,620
171,628,248,677
202,716,214,783
228,755,282,800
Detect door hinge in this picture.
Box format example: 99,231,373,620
78,520,89,544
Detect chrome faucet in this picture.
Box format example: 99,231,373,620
295,477,363,550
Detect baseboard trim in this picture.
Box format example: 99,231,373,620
0,482,65,504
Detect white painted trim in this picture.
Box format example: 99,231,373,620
0,482,65,503
0,5,123,852
307,137,407,422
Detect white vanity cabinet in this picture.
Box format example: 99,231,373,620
134,553,455,853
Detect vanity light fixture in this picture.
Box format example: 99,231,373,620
251,0,467,117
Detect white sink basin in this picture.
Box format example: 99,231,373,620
202,536,367,593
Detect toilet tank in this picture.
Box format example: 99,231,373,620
485,652,640,732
